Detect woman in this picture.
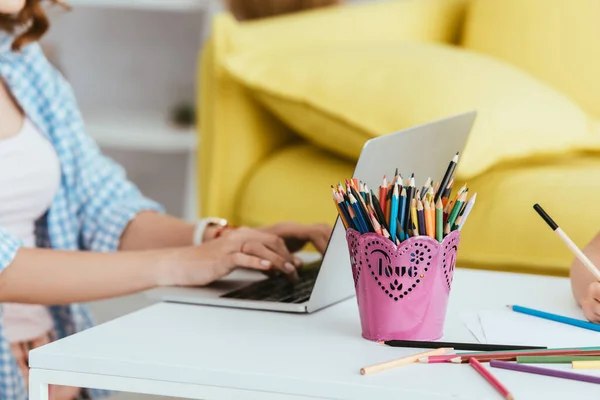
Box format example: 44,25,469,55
0,1,331,399
571,234,600,324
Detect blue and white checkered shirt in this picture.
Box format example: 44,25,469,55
0,33,163,399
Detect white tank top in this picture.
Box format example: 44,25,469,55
0,118,61,342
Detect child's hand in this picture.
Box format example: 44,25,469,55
581,282,600,323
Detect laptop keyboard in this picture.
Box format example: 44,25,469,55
220,262,321,304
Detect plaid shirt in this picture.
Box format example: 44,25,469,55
0,34,163,399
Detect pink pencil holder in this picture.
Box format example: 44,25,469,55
346,229,460,342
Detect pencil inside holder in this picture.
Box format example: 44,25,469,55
347,228,460,342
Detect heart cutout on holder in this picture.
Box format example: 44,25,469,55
441,234,459,291
357,235,438,302
347,229,361,287
346,229,461,342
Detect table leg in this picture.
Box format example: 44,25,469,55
29,369,49,400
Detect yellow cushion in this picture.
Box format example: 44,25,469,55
223,0,469,53
462,0,600,119
225,41,597,181
238,143,354,227
458,152,600,277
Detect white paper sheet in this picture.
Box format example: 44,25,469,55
459,311,487,343
478,307,600,348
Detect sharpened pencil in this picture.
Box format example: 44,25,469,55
533,204,600,281
360,348,452,375
435,152,458,203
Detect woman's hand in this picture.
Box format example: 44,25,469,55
163,227,301,287
259,222,332,254
581,282,600,323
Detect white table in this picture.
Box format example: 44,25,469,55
29,269,599,399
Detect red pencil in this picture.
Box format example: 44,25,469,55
379,175,389,215
421,349,600,364
469,358,514,400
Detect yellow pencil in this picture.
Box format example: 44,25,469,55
410,198,419,236
360,348,453,375
572,360,600,369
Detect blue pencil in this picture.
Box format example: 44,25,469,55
349,194,369,233
397,187,407,241
509,305,600,333
389,184,399,240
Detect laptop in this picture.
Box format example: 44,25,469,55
146,111,477,313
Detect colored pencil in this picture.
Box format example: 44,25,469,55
509,305,600,333
365,184,372,207
332,191,351,230
435,152,458,203
469,358,514,400
389,184,399,240
447,191,467,230
398,187,407,241
348,206,363,233
518,356,600,364
350,186,375,233
572,360,600,369
449,350,600,364
424,199,435,238
370,213,383,235
452,215,462,231
435,198,443,242
424,185,433,202
444,223,450,238
420,177,431,201
458,192,477,231
359,182,367,203
360,347,452,376
410,198,419,236
451,183,467,204
405,175,416,232
381,340,545,352
379,176,388,215
422,349,600,364
397,218,405,243
370,190,389,232
417,200,426,238
441,179,454,209
349,194,369,233
533,204,600,281
490,359,600,385
360,348,454,375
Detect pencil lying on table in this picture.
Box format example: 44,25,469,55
518,355,600,364
448,350,600,364
469,358,514,400
508,304,600,333
422,349,600,364
360,347,452,375
380,340,545,352
533,204,600,280
490,360,600,385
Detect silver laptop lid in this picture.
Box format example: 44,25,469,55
307,111,477,312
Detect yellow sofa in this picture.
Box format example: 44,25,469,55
198,0,600,277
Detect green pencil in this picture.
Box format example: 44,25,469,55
435,198,443,242
456,346,600,356
518,355,600,364
447,190,467,230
